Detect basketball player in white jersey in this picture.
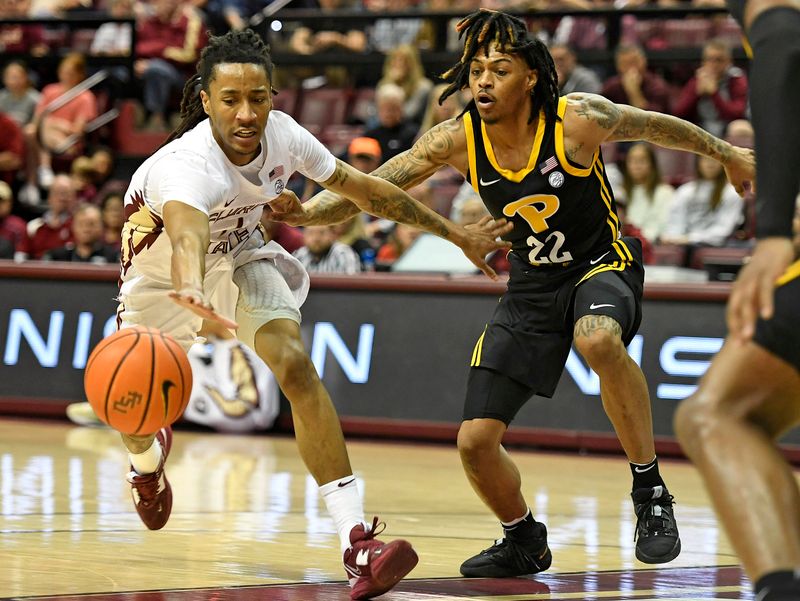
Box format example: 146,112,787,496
112,29,511,600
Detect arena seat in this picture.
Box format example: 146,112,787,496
296,88,352,130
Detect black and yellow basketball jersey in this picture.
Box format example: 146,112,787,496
463,96,622,267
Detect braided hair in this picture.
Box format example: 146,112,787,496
440,10,559,125
165,29,275,145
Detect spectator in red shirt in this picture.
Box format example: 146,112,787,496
0,181,29,261
43,203,119,263
27,174,77,259
673,39,749,138
601,44,671,114
20,53,98,206
0,110,24,186
135,0,207,130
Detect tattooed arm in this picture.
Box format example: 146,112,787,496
319,157,452,237
565,92,755,194
287,119,467,226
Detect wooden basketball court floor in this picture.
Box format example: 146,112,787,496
0,418,755,600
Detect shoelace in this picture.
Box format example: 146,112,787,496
634,494,676,540
484,538,544,571
358,516,387,542
130,472,161,507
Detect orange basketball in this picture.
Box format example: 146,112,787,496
83,326,192,435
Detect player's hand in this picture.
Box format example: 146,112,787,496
265,190,309,226
723,146,755,197
169,288,238,330
459,216,514,280
726,237,794,342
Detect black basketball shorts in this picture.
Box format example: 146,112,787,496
464,237,644,424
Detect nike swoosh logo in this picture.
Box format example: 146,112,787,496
589,303,615,310
589,251,610,265
338,478,355,488
161,380,175,414
479,177,502,186
634,464,656,473
224,194,240,207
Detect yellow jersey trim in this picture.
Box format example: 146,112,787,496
776,258,800,287
479,112,545,183
556,97,598,177
463,112,480,192
594,163,619,241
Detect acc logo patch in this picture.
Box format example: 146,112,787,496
548,171,565,188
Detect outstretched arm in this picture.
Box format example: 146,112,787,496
273,120,465,226
566,93,755,195
314,157,510,278
163,200,237,330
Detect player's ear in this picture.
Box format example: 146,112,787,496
200,90,210,116
528,69,538,93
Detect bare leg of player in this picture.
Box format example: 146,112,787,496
675,341,800,581
253,318,352,483
573,316,655,463
574,315,680,564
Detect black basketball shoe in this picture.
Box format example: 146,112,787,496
460,523,552,578
632,485,681,563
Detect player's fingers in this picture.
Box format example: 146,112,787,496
758,272,776,321
474,258,497,280
210,311,239,330
737,283,758,341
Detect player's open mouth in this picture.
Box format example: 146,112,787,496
477,94,495,108
234,130,257,139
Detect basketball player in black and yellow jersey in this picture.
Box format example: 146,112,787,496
673,0,800,598
268,10,755,576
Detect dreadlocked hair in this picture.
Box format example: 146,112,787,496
164,28,275,145
439,10,559,125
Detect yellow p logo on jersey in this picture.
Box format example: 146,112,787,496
503,195,560,233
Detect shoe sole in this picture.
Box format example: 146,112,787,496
351,539,418,600
636,538,681,564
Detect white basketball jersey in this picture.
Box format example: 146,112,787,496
119,111,336,286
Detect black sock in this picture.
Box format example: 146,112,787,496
630,456,666,491
755,570,800,600
502,509,543,543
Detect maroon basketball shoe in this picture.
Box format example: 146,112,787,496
343,516,419,600
126,426,173,530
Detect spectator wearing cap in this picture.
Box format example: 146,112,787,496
364,83,418,163
43,203,119,263
0,181,30,261
347,136,382,173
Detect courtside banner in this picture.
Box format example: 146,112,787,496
2,267,796,446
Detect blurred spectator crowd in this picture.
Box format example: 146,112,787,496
1,0,796,280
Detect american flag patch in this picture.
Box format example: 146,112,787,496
268,165,285,181
539,156,558,174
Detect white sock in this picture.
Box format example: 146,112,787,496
501,508,531,528
320,476,365,553
128,439,163,475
